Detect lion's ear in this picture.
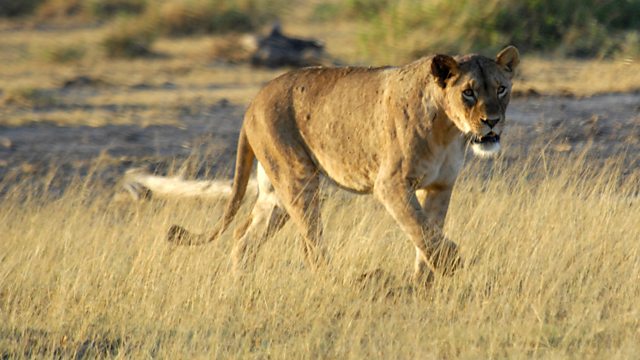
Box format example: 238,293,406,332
431,54,458,88
496,46,520,75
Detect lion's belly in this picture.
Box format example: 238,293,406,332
301,124,380,193
312,153,377,193
298,115,382,194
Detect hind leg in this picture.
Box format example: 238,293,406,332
256,159,327,271
231,163,289,273
287,175,327,271
284,179,327,270
243,109,328,271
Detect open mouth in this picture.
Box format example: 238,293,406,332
471,132,500,144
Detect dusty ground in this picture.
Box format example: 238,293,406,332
0,26,638,196
1,74,638,198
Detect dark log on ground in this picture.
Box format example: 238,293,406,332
250,24,331,68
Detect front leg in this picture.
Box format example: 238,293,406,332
416,187,452,229
413,187,457,280
374,177,462,282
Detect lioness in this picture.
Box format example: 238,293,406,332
168,46,520,281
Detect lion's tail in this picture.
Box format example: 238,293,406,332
167,127,254,245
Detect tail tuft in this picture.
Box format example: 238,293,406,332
165,127,254,247
167,224,203,245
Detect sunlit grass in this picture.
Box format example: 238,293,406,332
1,152,638,358
0,8,638,357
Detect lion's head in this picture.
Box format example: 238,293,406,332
431,46,520,157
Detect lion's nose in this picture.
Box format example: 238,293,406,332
481,117,500,128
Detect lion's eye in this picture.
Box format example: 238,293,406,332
462,89,475,99
497,85,507,97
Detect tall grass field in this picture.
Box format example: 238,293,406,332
1,151,638,358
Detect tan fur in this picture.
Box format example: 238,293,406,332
168,46,520,281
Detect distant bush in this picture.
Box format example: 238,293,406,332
331,0,640,62
0,0,43,17
151,0,278,36
97,0,283,60
43,44,86,63
617,31,640,59
310,3,340,22
345,0,390,19
35,0,83,20
3,87,58,108
6,0,280,39
102,18,156,58
34,0,146,21
88,0,147,19
494,0,640,57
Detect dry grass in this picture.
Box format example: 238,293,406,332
1,13,639,358
1,151,638,358
516,57,640,96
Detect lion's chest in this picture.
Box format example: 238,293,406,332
411,137,465,189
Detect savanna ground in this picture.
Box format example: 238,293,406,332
1,1,640,358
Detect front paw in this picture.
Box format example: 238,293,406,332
430,239,463,275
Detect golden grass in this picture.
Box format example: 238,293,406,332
1,9,638,358
516,57,640,96
1,152,638,358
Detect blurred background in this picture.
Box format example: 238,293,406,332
0,0,639,194
1,0,638,63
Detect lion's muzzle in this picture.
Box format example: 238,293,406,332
469,131,501,157
470,131,500,145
